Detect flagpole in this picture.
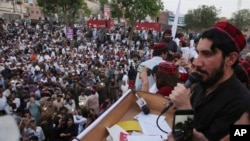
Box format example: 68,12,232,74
171,0,182,38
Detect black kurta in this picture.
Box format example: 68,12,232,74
191,74,250,140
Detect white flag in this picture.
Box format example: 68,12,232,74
171,0,182,38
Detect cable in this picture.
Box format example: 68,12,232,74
156,103,173,134
156,111,168,134
156,112,169,134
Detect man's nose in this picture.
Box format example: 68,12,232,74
192,57,202,68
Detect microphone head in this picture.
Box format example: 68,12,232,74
188,72,202,84
141,105,150,115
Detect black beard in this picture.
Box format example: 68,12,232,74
164,38,172,42
199,59,225,89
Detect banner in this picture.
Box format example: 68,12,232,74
135,22,161,32
87,20,114,29
66,26,73,39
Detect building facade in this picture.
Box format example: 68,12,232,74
0,0,26,21
0,0,44,22
25,0,43,20
158,11,168,30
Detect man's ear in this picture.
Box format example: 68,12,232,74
226,52,238,67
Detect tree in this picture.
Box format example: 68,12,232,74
229,9,250,31
110,0,163,25
104,0,163,43
184,5,220,31
37,0,91,25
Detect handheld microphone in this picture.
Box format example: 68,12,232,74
135,93,150,115
160,72,202,114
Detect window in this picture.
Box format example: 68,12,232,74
31,11,34,14
36,11,39,14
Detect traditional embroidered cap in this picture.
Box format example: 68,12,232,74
158,61,177,75
164,29,172,35
212,21,246,52
153,42,167,50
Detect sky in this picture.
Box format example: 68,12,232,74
162,0,250,18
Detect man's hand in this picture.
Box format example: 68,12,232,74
167,129,209,141
139,67,148,82
169,83,192,109
193,129,209,141
139,67,149,92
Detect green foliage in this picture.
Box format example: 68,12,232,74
99,0,109,12
184,5,220,31
229,9,250,31
37,0,58,15
109,0,163,25
37,0,91,25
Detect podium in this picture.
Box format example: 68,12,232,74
75,89,174,141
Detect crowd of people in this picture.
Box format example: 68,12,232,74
0,18,143,141
0,17,190,141
1,16,250,141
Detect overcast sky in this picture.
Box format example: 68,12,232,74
162,0,250,18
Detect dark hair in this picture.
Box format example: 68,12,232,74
29,135,38,141
59,106,68,112
63,113,74,124
53,115,61,126
194,36,200,44
180,40,187,47
155,66,179,88
152,65,159,77
234,64,249,85
176,33,184,38
23,110,31,117
200,29,239,67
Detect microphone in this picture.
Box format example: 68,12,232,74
160,72,202,114
135,93,150,115
184,72,202,88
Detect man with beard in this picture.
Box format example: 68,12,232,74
162,29,178,61
169,21,250,140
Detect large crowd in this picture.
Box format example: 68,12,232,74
0,17,180,141
1,17,250,141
